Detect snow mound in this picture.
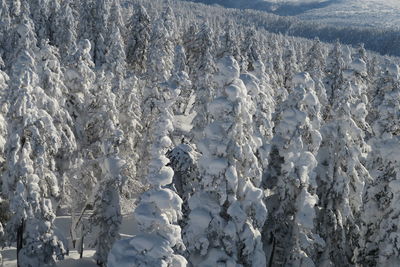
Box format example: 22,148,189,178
292,72,314,89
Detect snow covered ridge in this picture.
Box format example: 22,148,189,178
180,0,400,57
0,0,400,266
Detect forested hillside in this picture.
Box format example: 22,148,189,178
0,0,399,266
181,0,400,57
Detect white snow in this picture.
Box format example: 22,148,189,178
296,188,318,230
298,0,400,28
1,214,138,267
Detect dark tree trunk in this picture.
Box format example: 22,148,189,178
79,234,84,259
16,220,24,267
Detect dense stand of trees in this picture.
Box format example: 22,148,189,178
0,0,399,266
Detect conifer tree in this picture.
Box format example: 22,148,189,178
283,41,299,90
126,4,151,74
167,142,200,209
54,0,78,58
106,24,126,93
305,38,328,117
35,40,78,214
359,63,400,266
108,77,186,267
88,72,127,266
186,23,217,141
184,57,267,267
324,41,345,107
107,0,125,36
0,0,11,61
316,68,371,266
63,39,96,250
265,72,324,267
218,23,242,64
169,45,192,116
146,9,176,84
137,8,177,181
3,19,66,266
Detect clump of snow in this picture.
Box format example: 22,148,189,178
387,63,400,79
214,56,240,87
350,58,367,75
293,72,315,89
296,188,318,230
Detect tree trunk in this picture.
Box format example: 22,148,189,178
79,223,85,259
16,220,24,267
79,234,84,259
268,235,276,267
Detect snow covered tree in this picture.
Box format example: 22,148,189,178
240,70,274,173
29,0,53,42
136,8,178,182
46,0,60,44
272,39,285,89
146,8,176,84
92,0,111,67
0,63,9,174
316,68,371,266
64,39,95,142
105,24,126,93
186,23,217,141
184,56,267,266
77,1,95,45
283,41,299,90
344,52,371,134
94,33,107,68
359,137,400,266
167,142,200,216
270,40,289,118
9,0,22,19
36,40,77,212
217,23,242,64
359,138,400,266
108,79,186,267
88,72,127,267
305,38,328,117
54,0,78,58
240,27,259,72
161,6,177,44
264,72,324,267
370,62,400,137
0,0,11,61
94,0,110,35
324,41,345,107
3,21,66,265
240,30,275,153
63,39,96,251
0,66,9,265
115,75,142,186
358,63,400,266
126,4,151,74
103,21,139,184
169,45,192,116
107,0,125,36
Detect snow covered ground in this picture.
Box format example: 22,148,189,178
1,214,137,267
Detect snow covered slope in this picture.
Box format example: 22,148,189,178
298,0,400,28
184,0,400,29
